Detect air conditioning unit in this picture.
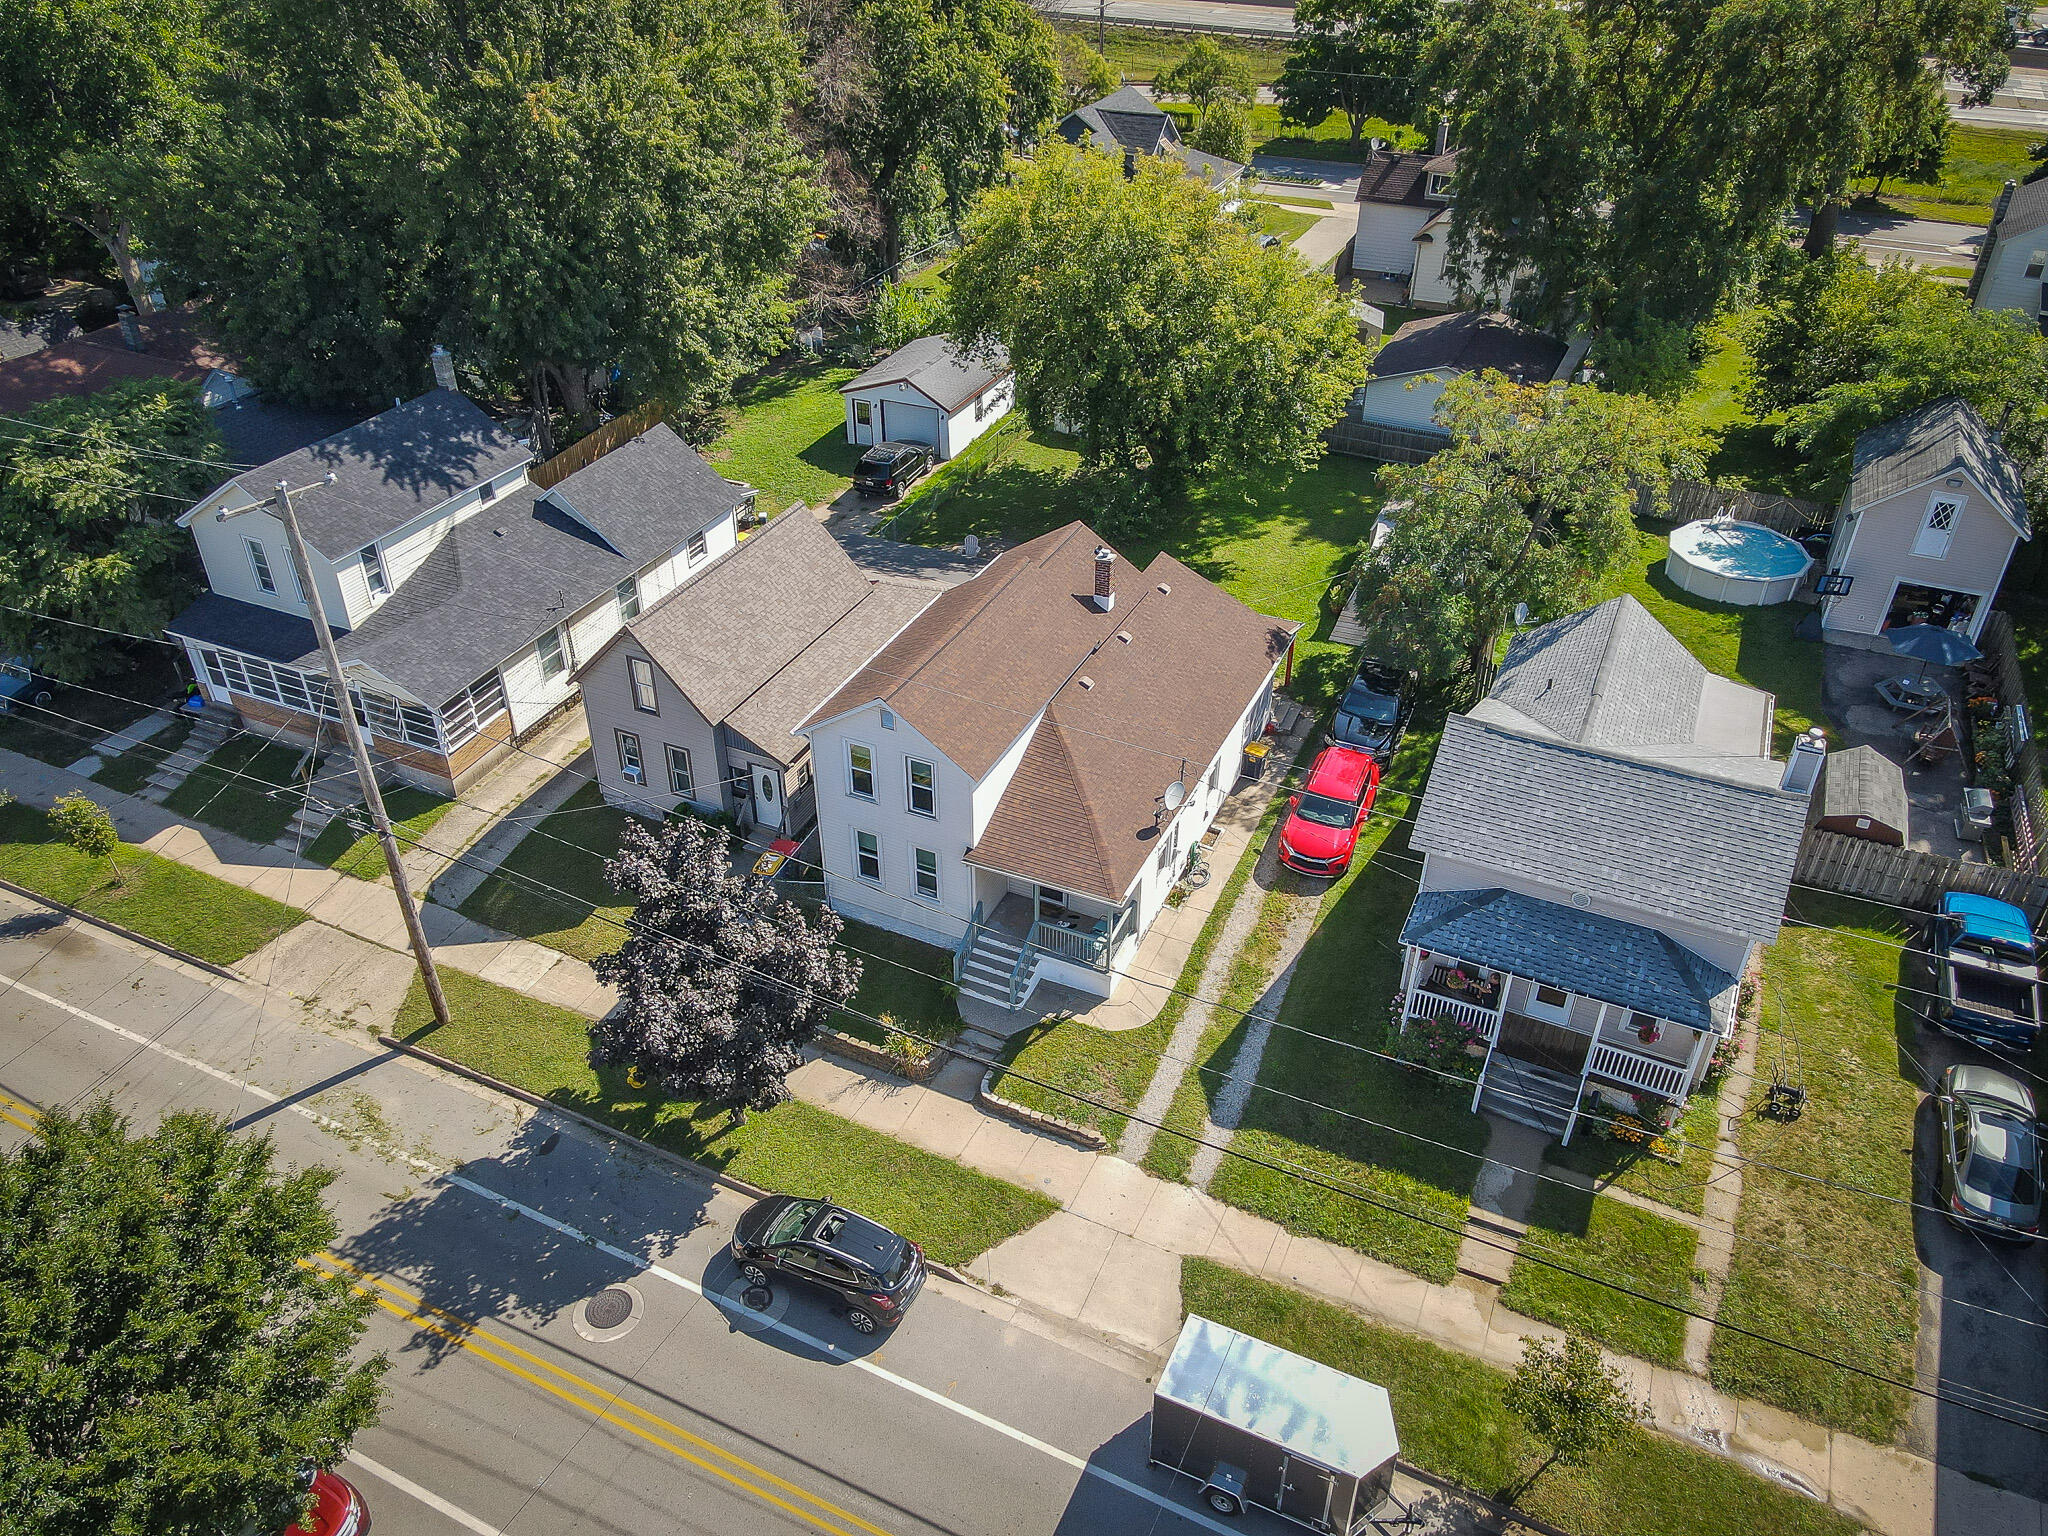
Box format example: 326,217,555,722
622,766,644,785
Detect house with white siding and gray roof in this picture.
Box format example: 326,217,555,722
165,387,749,795
1397,595,1819,1140
841,336,1013,460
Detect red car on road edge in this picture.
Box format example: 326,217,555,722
287,1469,369,1536
1278,745,1380,878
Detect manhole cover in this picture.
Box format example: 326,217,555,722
583,1286,634,1330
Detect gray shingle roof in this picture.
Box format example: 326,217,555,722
224,389,532,556
1490,595,1705,748
209,396,367,469
1371,310,1567,385
1411,714,1809,942
1848,396,2031,536
832,532,988,587
1054,88,1244,186
163,591,337,663
841,337,1010,416
543,424,739,551
1353,149,1458,208
1991,177,2048,243
1400,887,1737,1031
1818,743,1910,833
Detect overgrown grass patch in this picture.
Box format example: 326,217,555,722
832,920,963,1052
1707,892,1920,1443
1500,1184,1699,1366
0,652,181,769
304,787,457,879
160,737,310,845
1183,1258,1860,1536
453,780,636,960
397,968,1054,1266
0,800,304,965
1851,124,2039,226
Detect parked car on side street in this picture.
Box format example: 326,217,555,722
729,1193,926,1333
851,441,934,498
1278,744,1380,878
0,657,54,716
281,1468,369,1536
1328,657,1410,765
1935,1063,2042,1241
1927,892,2042,1054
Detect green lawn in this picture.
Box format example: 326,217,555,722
1546,1089,1721,1217
1850,124,2040,226
1592,525,1825,756
0,800,305,965
1162,102,1424,164
0,651,181,769
1500,1184,1700,1366
452,780,636,960
91,715,194,796
1707,892,1920,1444
701,360,862,513
1054,22,1288,85
1677,311,1805,492
1203,807,1489,1283
830,920,964,1053
160,737,309,846
1251,201,1321,245
1262,193,1336,211
396,969,1054,1267
304,787,457,880
1184,1259,1861,1536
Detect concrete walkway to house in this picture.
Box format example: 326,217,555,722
1,747,2034,1536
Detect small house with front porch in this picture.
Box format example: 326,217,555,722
1397,596,1815,1140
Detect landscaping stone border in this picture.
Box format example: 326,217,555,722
0,873,242,981
815,1027,944,1083
977,1064,1109,1150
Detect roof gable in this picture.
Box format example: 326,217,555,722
1489,595,1706,748
1354,149,1457,209
841,337,1011,415
1848,396,2031,537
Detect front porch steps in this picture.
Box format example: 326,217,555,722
958,927,1034,1012
138,713,232,802
1477,1054,1582,1139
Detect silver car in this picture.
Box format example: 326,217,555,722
1936,1064,2042,1241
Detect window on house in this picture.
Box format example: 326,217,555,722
854,829,881,883
275,667,311,715
686,532,708,566
914,848,939,901
2029,251,2047,279
537,626,568,678
616,729,644,783
357,690,405,741
628,656,658,714
359,546,390,597
666,744,693,797
616,576,641,621
854,400,872,426
199,649,228,691
441,671,508,749
1527,984,1572,1023
1913,493,1961,560
399,704,440,750
906,757,936,816
246,538,276,594
847,742,875,798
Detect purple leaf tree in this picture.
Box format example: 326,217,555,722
592,816,862,1119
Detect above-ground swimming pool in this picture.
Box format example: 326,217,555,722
1665,518,1813,606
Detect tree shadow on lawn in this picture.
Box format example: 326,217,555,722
797,421,861,487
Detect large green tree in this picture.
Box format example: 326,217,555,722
0,379,218,678
0,0,218,314
149,0,821,424
1275,0,1437,154
0,1100,385,1534
1356,374,1706,680
946,143,1369,521
1155,37,1257,144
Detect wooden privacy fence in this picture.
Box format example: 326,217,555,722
1977,609,2048,873
1795,828,2048,919
1635,479,1832,539
1325,419,1451,465
530,398,667,490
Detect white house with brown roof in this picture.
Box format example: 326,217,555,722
797,521,1297,1012
1352,146,1457,289
573,510,939,840
841,336,1013,460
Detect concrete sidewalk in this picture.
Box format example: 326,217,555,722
0,745,2024,1536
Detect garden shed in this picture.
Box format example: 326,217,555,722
1814,744,1909,846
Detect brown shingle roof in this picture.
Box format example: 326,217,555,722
0,303,235,414
1353,149,1457,207
805,521,1298,900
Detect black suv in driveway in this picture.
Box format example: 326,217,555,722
730,1194,926,1333
852,441,934,498
1328,657,1409,765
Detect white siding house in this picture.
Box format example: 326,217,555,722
1351,148,1455,283
842,336,1014,460
1354,311,1569,438
1968,178,2048,328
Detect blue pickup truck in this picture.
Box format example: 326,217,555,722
1929,893,2043,1053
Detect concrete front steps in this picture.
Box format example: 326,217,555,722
1477,1054,1581,1139
139,710,234,802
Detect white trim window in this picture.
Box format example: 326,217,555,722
616,729,644,784
1913,491,1963,560
665,744,693,797
854,829,881,883
616,576,641,621
628,656,658,714
854,400,873,427
359,545,390,597
1525,983,1573,1025
686,531,708,566
246,537,276,595
847,741,875,799
906,757,936,817
537,626,568,679
913,847,940,902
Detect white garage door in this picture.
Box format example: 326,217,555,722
880,401,942,448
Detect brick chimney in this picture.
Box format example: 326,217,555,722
430,344,458,393
115,305,143,351
1092,546,1115,612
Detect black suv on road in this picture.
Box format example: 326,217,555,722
852,441,934,498
1329,657,1410,765
730,1194,926,1333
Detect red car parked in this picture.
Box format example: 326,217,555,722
287,1470,369,1536
1278,745,1380,878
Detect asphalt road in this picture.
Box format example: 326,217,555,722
0,899,1305,1536
1787,208,1985,268
1035,0,1294,35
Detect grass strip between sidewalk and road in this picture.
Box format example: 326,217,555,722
0,800,305,966
395,968,1055,1268
1499,1184,1700,1368
1182,1258,1860,1536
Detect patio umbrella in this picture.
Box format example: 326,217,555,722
1887,623,1982,682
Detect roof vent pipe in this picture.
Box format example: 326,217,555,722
1781,727,1827,796
1092,546,1115,611
431,344,458,393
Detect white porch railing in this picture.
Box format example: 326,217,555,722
1586,1041,1687,1101
1407,986,1502,1040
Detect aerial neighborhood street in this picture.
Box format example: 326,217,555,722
9,2,2048,1535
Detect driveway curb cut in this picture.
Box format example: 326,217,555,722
0,873,242,981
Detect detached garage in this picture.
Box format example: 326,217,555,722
842,336,1013,461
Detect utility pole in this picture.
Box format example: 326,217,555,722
220,475,453,1030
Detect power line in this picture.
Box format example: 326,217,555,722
0,413,258,472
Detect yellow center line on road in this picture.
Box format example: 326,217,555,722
307,1252,900,1536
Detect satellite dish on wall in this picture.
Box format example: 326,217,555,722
1162,780,1188,813
1513,603,1531,628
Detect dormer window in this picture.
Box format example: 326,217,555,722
616,575,640,621
359,545,389,597
2027,250,2046,279
1426,173,1452,200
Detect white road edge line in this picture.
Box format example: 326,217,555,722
3,973,1238,1536
345,1451,506,1536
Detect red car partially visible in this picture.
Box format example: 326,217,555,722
1278,745,1380,878
286,1470,369,1536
